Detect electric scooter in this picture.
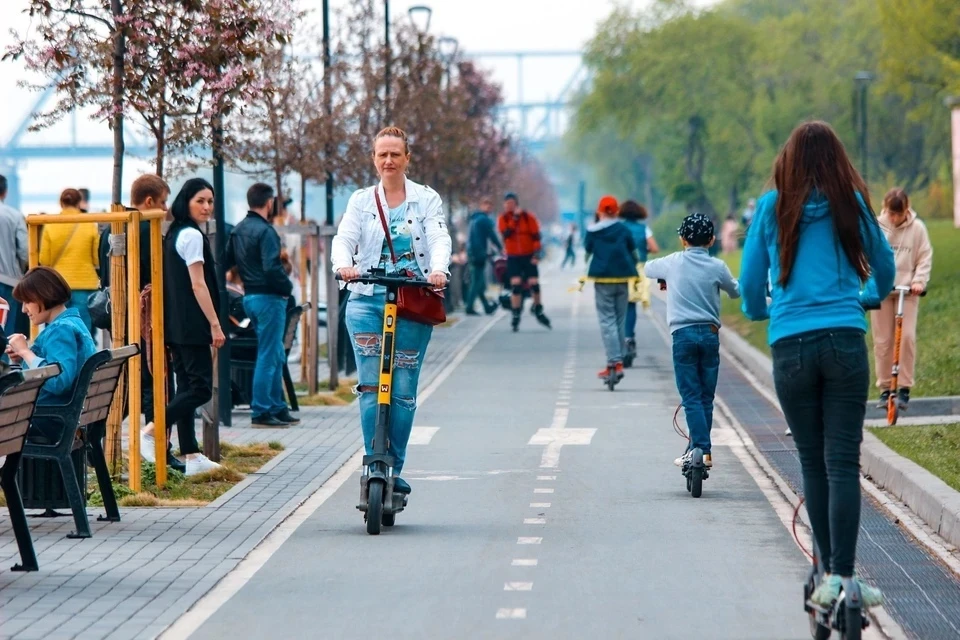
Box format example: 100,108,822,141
336,269,438,535
804,542,869,640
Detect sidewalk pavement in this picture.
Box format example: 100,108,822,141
0,311,481,640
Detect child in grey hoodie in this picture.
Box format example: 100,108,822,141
644,213,740,469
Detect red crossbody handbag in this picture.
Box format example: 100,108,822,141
374,189,447,326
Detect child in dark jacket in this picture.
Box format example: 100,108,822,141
584,196,639,380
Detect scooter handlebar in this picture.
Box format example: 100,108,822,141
334,270,437,288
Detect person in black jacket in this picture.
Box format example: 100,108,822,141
224,183,295,427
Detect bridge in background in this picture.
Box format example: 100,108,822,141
0,50,585,210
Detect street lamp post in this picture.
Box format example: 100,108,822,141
437,35,461,309
854,71,874,185
947,96,960,229
384,0,391,121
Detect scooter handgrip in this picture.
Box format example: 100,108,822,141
657,279,667,291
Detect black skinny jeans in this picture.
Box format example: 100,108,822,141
772,329,869,576
166,344,213,456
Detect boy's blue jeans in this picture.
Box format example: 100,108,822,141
346,293,432,475
672,324,720,454
243,294,289,417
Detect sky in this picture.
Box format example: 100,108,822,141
0,0,717,215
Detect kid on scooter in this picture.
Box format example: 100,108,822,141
584,195,640,380
644,214,740,469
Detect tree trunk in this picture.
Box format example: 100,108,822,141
300,173,307,222
110,0,126,204
729,182,739,216
155,115,166,179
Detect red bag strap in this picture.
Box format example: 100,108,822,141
374,188,397,265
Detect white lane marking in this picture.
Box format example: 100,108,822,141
537,476,556,481
161,310,505,639
556,401,569,407
528,428,596,468
504,582,533,591
517,537,542,545
496,608,527,619
408,426,439,445
550,408,569,429
524,518,546,525
530,502,551,508
512,559,538,566
533,488,554,494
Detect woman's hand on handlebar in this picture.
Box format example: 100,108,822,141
427,271,448,288
910,283,925,296
337,267,361,282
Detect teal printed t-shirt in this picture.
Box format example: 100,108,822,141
376,201,424,293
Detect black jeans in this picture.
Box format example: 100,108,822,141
772,329,869,576
166,344,213,456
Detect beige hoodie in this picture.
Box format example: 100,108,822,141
877,208,933,290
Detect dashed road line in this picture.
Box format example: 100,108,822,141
512,559,538,566
496,608,527,620
517,537,542,545
504,582,534,591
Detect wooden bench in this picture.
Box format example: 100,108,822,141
230,302,309,412
20,345,139,539
0,365,62,571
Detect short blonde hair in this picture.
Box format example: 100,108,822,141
373,126,410,155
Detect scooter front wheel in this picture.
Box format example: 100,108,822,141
886,397,899,426
366,480,384,535
840,605,862,640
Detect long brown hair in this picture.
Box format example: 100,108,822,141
773,121,874,286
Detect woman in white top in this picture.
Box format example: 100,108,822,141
332,126,452,494
142,177,222,476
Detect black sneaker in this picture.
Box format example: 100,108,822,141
465,308,480,316
877,390,892,409
393,477,412,494
483,303,498,315
511,310,521,332
251,414,288,428
898,388,910,409
274,409,300,424
166,451,186,474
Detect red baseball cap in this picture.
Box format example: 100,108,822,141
597,195,619,215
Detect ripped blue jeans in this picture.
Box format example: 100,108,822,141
345,292,433,475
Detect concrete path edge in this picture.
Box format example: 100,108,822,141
719,325,960,552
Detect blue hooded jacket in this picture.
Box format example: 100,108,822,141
22,307,97,405
466,211,502,263
584,219,639,279
740,190,895,345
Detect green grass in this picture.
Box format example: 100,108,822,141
86,441,284,507
719,220,960,397
868,423,960,492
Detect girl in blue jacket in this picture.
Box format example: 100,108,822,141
740,121,895,609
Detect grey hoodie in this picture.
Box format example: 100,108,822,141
644,247,740,333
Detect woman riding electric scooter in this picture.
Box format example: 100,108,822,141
740,121,895,622
332,126,451,499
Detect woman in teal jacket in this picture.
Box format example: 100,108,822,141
740,121,895,608
6,267,97,440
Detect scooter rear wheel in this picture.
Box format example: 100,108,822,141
690,449,704,498
366,480,384,535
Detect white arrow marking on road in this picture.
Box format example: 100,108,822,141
528,428,597,469
504,582,533,591
408,427,439,445
496,608,527,619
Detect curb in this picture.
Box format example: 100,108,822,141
719,325,960,552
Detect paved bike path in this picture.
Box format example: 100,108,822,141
189,282,810,639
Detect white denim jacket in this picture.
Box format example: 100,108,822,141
331,177,452,296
